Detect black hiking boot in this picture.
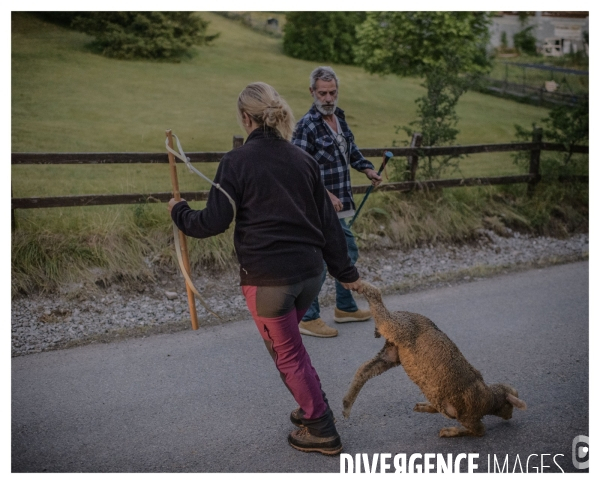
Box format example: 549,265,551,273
290,407,304,428
287,427,343,456
291,407,337,428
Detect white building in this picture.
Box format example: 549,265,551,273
489,12,589,56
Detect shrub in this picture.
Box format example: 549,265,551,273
283,12,366,65
46,12,218,60
513,25,537,56
513,14,537,56
513,94,589,178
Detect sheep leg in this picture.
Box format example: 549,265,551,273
413,402,438,413
439,420,485,438
342,341,400,419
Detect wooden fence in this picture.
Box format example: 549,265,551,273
11,132,588,211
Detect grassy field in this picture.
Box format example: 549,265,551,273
12,11,551,198
12,12,587,296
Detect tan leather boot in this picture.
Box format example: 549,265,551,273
298,318,338,338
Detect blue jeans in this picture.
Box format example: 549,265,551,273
302,218,359,322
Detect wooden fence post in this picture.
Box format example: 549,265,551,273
406,133,423,182
233,135,244,149
528,127,543,196
11,186,16,231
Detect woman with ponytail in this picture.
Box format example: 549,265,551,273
169,82,361,455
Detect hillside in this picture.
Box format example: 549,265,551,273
12,12,547,153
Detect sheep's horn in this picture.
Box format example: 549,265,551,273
507,393,527,410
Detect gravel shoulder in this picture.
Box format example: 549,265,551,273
11,229,589,357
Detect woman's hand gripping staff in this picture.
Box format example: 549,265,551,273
166,130,236,328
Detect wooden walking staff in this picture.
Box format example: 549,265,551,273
166,129,199,330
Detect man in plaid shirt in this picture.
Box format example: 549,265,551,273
292,66,382,338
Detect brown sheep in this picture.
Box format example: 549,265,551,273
342,281,527,437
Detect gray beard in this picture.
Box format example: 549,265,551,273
313,97,337,116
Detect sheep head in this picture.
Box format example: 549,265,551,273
359,281,383,304
489,383,527,419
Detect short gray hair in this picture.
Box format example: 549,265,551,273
309,66,339,90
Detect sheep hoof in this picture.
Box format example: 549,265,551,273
439,427,460,438
414,402,438,413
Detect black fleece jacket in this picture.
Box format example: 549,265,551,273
171,128,359,286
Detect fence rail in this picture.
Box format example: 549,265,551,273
11,135,589,210
10,142,588,165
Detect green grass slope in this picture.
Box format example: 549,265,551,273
12,11,550,198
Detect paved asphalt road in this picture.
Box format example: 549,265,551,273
12,262,589,473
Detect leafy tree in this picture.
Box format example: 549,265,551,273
42,12,218,60
398,70,464,178
354,12,492,179
283,12,366,65
513,95,589,178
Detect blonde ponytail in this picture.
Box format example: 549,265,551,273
237,82,295,140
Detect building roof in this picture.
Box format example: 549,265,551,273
499,11,589,19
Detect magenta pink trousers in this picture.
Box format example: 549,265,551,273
242,284,328,420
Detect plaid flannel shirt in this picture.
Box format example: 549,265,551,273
292,105,374,214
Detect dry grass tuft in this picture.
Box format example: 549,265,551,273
11,184,587,297
11,204,236,297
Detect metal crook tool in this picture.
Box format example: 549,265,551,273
348,151,393,228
